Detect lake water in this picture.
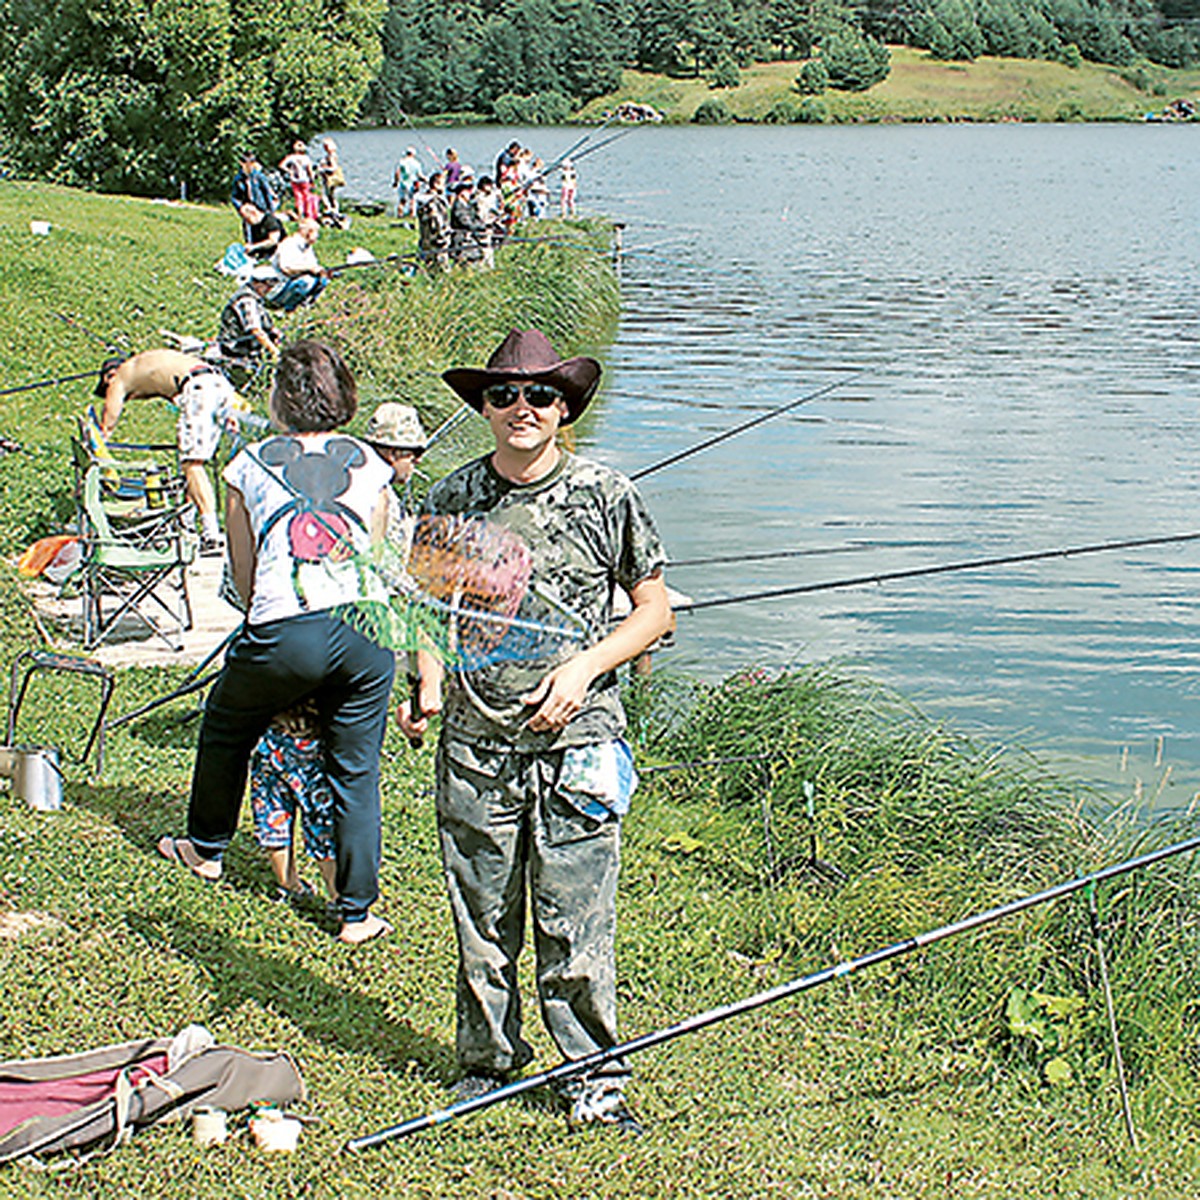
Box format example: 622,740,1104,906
332,123,1200,801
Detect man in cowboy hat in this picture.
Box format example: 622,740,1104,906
398,328,672,1134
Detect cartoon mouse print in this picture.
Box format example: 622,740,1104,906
259,436,367,609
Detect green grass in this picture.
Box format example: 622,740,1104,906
1,183,1200,1196
577,49,1200,124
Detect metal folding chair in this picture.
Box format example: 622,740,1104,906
7,649,114,775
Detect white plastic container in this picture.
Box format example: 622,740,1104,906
250,1108,302,1153
191,1106,228,1146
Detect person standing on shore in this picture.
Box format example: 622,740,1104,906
393,147,422,218
280,139,320,221
560,159,578,218
230,151,277,239
398,328,672,1133
416,172,451,272
158,340,396,946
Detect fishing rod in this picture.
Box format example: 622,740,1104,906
345,832,1200,1150
426,405,472,449
676,529,1200,615
535,110,621,182
0,369,99,398
105,628,239,731
326,253,416,277
563,128,630,169
517,128,631,196
630,368,870,481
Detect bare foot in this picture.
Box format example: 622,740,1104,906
157,835,222,882
337,914,393,945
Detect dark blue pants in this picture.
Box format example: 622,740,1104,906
187,611,394,923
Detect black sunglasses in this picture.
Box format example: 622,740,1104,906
482,382,564,410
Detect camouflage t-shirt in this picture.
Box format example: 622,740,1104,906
423,450,667,750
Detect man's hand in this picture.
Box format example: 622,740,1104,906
397,668,442,744
522,655,596,733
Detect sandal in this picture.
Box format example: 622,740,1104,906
157,835,222,882
272,880,316,905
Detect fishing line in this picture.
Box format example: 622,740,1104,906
395,110,442,171
669,541,941,570
677,530,1200,614
345,832,1200,1149
630,367,871,481
51,311,128,352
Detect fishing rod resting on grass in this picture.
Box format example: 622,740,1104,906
0,369,100,398
345,832,1200,1150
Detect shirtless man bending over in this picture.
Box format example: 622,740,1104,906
94,349,238,555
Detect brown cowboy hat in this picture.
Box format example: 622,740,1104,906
442,328,601,425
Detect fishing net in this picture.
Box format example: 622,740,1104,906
338,513,586,671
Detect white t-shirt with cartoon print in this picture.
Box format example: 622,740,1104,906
225,432,391,625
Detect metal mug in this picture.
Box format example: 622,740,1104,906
0,746,62,812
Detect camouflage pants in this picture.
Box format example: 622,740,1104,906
435,736,628,1091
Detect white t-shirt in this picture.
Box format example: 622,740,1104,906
273,234,322,277
225,432,391,624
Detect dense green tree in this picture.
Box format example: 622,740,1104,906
977,0,1036,57
473,0,621,105
923,0,986,56
366,0,479,120
819,21,891,84
0,0,384,198
633,0,685,68
765,0,821,56
796,54,831,87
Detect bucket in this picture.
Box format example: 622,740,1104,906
0,746,63,811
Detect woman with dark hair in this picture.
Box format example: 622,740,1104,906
158,340,396,945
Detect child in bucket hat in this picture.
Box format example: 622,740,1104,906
363,402,428,453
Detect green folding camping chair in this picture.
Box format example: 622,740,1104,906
77,464,196,650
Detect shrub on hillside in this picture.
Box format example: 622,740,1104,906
795,58,830,94
492,91,572,123
692,97,735,123
765,97,827,123
1058,41,1084,68
709,56,741,89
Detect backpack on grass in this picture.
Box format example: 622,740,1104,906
0,1025,304,1166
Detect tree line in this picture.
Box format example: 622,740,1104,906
0,0,386,199
0,0,1193,201
365,0,1198,120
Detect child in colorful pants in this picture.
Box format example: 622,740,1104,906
250,702,337,906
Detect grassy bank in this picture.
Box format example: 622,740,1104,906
2,184,1200,1197
577,48,1200,123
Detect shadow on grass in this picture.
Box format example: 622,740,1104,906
68,779,291,906
125,908,454,1086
